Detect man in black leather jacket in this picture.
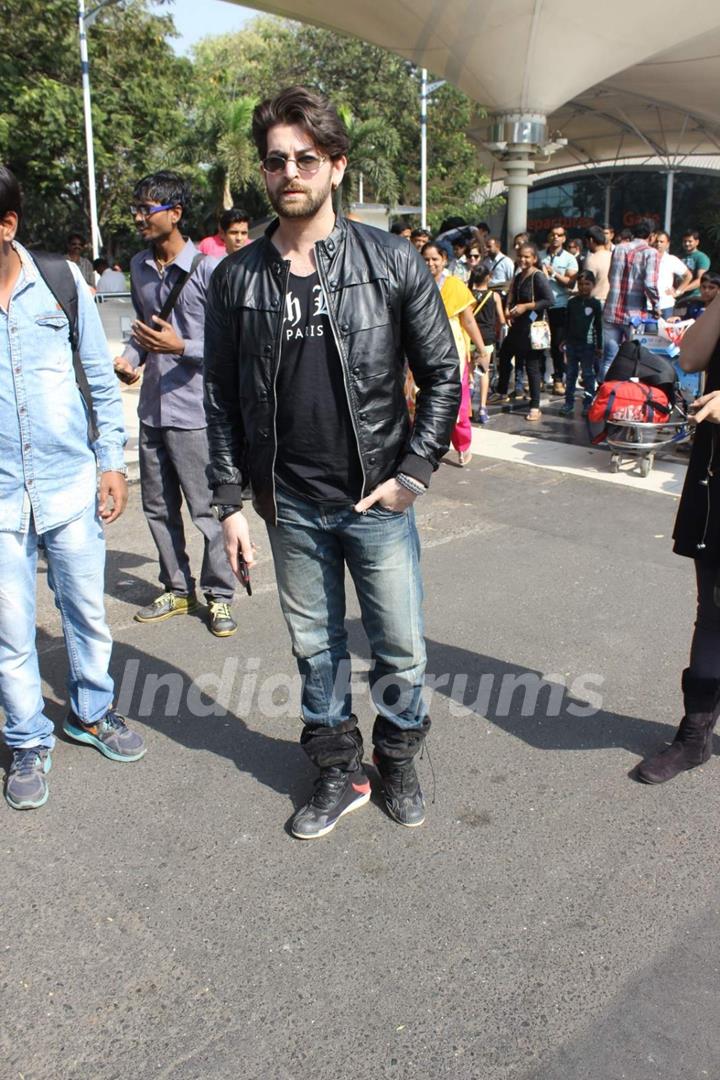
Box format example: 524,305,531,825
204,86,460,839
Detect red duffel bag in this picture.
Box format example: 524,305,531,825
588,380,671,426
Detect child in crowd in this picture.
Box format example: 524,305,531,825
686,270,720,320
560,270,603,417
469,266,506,423
567,237,584,267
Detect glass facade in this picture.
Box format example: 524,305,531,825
524,169,720,263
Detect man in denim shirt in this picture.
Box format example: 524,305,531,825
114,171,237,637
0,166,146,811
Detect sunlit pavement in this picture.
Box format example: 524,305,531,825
5,409,719,1080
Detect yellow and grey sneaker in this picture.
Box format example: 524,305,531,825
208,600,237,637
134,591,198,623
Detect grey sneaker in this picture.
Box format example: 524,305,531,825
63,710,146,762
134,591,198,623
5,747,52,810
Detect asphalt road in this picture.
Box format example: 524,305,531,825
3,453,719,1080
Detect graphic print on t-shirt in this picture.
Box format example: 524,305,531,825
284,281,329,339
275,271,362,505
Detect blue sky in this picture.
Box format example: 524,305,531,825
155,0,256,54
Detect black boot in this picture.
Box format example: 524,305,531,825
372,715,430,828
636,670,720,785
291,716,370,839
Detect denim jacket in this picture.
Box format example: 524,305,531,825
0,243,126,533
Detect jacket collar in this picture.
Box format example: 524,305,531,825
263,214,348,267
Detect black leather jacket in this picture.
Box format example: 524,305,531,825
204,216,461,524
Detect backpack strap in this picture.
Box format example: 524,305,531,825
157,252,206,322
32,252,98,442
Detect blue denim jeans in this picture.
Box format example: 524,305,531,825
0,501,114,750
266,486,427,730
564,342,597,406
601,322,626,379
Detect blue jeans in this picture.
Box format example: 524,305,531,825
601,322,626,379
564,342,597,406
0,501,114,750
266,486,427,730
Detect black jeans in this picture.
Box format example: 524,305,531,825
497,330,542,408
548,307,567,383
689,561,720,679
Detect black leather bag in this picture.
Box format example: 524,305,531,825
605,338,676,394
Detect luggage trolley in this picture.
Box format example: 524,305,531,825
601,318,698,478
606,405,691,477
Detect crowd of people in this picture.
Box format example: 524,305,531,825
388,216,719,431
3,82,720,829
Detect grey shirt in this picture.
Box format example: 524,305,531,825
123,239,218,429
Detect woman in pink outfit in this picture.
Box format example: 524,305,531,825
422,243,486,466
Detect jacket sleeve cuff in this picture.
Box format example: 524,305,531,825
397,453,433,488
211,483,244,506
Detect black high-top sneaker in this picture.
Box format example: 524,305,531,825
372,714,430,827
373,754,425,827
290,767,371,839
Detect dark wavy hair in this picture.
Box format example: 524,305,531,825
251,86,349,161
0,165,22,226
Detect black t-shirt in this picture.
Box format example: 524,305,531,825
275,271,363,504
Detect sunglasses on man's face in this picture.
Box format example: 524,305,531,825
260,152,327,176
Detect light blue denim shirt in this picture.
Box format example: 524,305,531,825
540,248,579,309
0,243,126,534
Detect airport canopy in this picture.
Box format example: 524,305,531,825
225,0,720,234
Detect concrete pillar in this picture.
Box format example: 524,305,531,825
485,112,553,243
664,170,674,234
504,152,534,241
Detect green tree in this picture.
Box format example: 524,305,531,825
0,0,193,256
337,106,400,207
185,16,494,225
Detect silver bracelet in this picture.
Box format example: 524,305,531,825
395,472,426,496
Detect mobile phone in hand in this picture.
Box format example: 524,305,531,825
238,557,252,596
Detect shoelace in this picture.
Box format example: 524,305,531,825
210,602,231,619
420,741,437,805
11,748,44,774
98,710,127,733
311,770,346,809
152,593,173,609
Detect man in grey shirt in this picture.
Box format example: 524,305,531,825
113,171,237,637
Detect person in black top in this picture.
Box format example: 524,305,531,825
204,87,460,838
637,292,720,783
488,243,554,421
469,264,505,423
559,270,603,418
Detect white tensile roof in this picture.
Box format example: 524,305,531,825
224,1,720,176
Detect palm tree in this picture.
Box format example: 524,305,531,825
337,105,400,209
217,95,258,209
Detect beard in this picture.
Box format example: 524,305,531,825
267,176,334,220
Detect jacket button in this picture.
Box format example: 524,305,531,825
259,430,268,440
341,323,349,333
700,478,709,486
697,543,707,550
329,279,338,289
368,456,376,465
264,344,272,354
326,240,334,252
353,367,360,377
